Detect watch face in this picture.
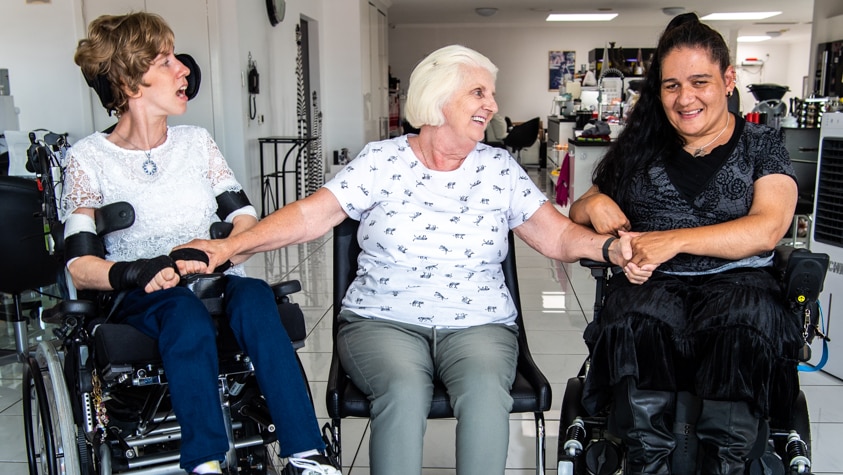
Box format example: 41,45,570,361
266,0,285,26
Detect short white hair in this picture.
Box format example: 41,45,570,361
404,45,498,128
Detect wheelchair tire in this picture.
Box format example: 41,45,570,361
24,342,83,475
558,376,593,475
767,389,812,475
788,390,812,461
561,376,586,427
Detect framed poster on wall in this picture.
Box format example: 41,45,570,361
549,50,576,91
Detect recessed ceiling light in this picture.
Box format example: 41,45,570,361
546,13,618,22
701,12,781,21
737,35,772,42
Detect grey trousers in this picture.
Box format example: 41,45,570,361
337,310,519,475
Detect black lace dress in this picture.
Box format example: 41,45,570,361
582,116,803,421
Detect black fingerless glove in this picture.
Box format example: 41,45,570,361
108,255,177,290
169,248,210,266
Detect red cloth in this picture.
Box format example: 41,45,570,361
556,152,571,206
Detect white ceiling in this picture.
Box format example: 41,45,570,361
386,0,815,44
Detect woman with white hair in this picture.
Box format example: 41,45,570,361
182,44,651,475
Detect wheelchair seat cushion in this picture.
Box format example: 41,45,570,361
94,323,161,370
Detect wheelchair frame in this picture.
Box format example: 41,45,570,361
23,275,309,475
557,247,828,475
19,137,315,475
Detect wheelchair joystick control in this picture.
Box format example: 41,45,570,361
563,417,587,456
786,431,811,474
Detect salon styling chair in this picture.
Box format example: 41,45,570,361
325,217,552,474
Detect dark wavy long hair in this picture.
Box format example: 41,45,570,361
592,13,732,202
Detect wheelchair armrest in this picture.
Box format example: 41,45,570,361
95,202,135,236
579,258,619,279
271,280,303,300
210,221,234,239
773,245,829,308
270,280,305,347
40,299,98,324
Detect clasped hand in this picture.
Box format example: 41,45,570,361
609,231,658,285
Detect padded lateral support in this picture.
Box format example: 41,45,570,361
215,190,252,221
95,202,135,236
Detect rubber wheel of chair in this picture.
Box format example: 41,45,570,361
789,390,812,459
561,376,586,427
559,376,592,475
24,345,82,475
35,341,83,475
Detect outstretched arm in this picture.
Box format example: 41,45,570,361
178,188,349,271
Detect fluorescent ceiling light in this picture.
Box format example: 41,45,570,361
546,13,618,22
701,11,781,21
738,35,772,42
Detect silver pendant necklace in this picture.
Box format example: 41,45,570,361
684,115,730,158
141,152,158,176
114,128,167,175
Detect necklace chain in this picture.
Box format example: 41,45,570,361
684,115,730,158
114,128,166,176
417,137,430,168
114,128,167,158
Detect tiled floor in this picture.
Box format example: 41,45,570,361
2,170,842,474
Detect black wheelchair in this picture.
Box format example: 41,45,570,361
17,136,316,475
557,247,829,475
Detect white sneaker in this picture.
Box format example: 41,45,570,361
286,455,341,475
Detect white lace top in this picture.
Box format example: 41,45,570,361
61,125,253,270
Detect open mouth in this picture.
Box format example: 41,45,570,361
471,115,487,125
679,108,703,117
177,85,188,99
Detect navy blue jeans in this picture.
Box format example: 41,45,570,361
117,275,324,472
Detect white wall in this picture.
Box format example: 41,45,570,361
0,0,90,141
388,24,811,124
0,0,375,205
734,39,812,113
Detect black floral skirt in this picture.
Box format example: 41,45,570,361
581,267,803,421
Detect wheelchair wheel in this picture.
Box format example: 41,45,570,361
790,390,811,458
23,341,82,475
265,441,286,475
771,389,812,473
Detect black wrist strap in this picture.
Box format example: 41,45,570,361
602,237,617,263
169,248,210,266
108,255,176,290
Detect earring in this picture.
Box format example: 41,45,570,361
727,90,733,97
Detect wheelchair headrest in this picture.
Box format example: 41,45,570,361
84,53,202,114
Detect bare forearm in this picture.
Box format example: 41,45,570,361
225,188,346,256
67,256,114,291
515,202,612,263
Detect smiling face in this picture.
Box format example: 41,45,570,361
660,46,735,144
135,49,191,116
440,66,498,145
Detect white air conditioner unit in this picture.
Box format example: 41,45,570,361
808,112,843,378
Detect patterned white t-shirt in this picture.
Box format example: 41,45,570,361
61,125,253,272
324,135,546,328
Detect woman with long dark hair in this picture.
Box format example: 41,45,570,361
570,13,800,475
